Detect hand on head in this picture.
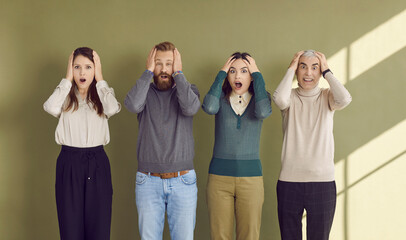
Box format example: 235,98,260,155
146,47,157,72
221,55,259,74
93,51,103,82
288,50,305,71
173,48,182,72
221,56,236,72
314,51,329,72
242,56,260,73
66,51,74,82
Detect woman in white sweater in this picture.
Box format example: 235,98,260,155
273,50,352,240
43,47,121,240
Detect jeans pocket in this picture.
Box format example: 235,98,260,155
136,172,148,185
181,171,197,185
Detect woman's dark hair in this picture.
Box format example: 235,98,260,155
64,47,104,116
222,52,255,102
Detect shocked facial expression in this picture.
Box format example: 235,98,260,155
73,55,95,92
227,59,252,95
296,56,321,90
153,50,174,90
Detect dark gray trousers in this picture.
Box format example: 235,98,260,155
277,180,336,240
55,145,112,240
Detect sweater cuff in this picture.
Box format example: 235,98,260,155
173,72,188,86
172,71,183,78
145,69,154,76
139,70,154,82
96,80,109,89
59,78,72,89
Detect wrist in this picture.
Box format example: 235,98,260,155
322,69,332,78
96,75,103,82
145,69,154,76
172,70,183,78
251,68,260,73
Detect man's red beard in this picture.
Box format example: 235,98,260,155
154,72,174,91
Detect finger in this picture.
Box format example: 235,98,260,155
242,59,251,68
175,48,181,59
152,48,157,58
246,56,255,64
148,47,156,58
173,49,178,61
294,51,304,58
315,51,324,56
227,58,236,67
315,52,325,62
93,51,100,62
316,52,326,60
69,51,74,62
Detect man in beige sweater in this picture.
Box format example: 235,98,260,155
273,50,352,240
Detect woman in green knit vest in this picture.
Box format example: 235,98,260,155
202,52,272,240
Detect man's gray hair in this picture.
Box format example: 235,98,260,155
301,50,316,58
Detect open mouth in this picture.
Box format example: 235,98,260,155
80,78,86,83
303,78,313,83
235,81,242,89
160,74,169,81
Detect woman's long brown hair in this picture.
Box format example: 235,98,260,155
222,52,255,102
64,47,104,116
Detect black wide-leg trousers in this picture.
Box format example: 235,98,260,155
277,180,336,240
55,145,113,240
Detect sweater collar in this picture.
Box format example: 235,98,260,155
151,82,176,92
296,86,321,97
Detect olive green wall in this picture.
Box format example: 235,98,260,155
1,0,406,239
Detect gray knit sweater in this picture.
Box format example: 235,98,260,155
124,71,200,173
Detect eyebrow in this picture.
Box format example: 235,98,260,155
155,59,173,62
299,62,319,66
229,67,248,69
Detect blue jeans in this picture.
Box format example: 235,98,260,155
135,170,198,240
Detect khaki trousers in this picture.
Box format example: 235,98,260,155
207,174,264,240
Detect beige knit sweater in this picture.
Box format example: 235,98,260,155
273,69,352,182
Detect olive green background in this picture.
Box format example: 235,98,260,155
1,0,406,239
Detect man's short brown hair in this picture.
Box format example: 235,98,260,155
155,41,175,51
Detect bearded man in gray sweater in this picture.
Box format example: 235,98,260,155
125,41,200,240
